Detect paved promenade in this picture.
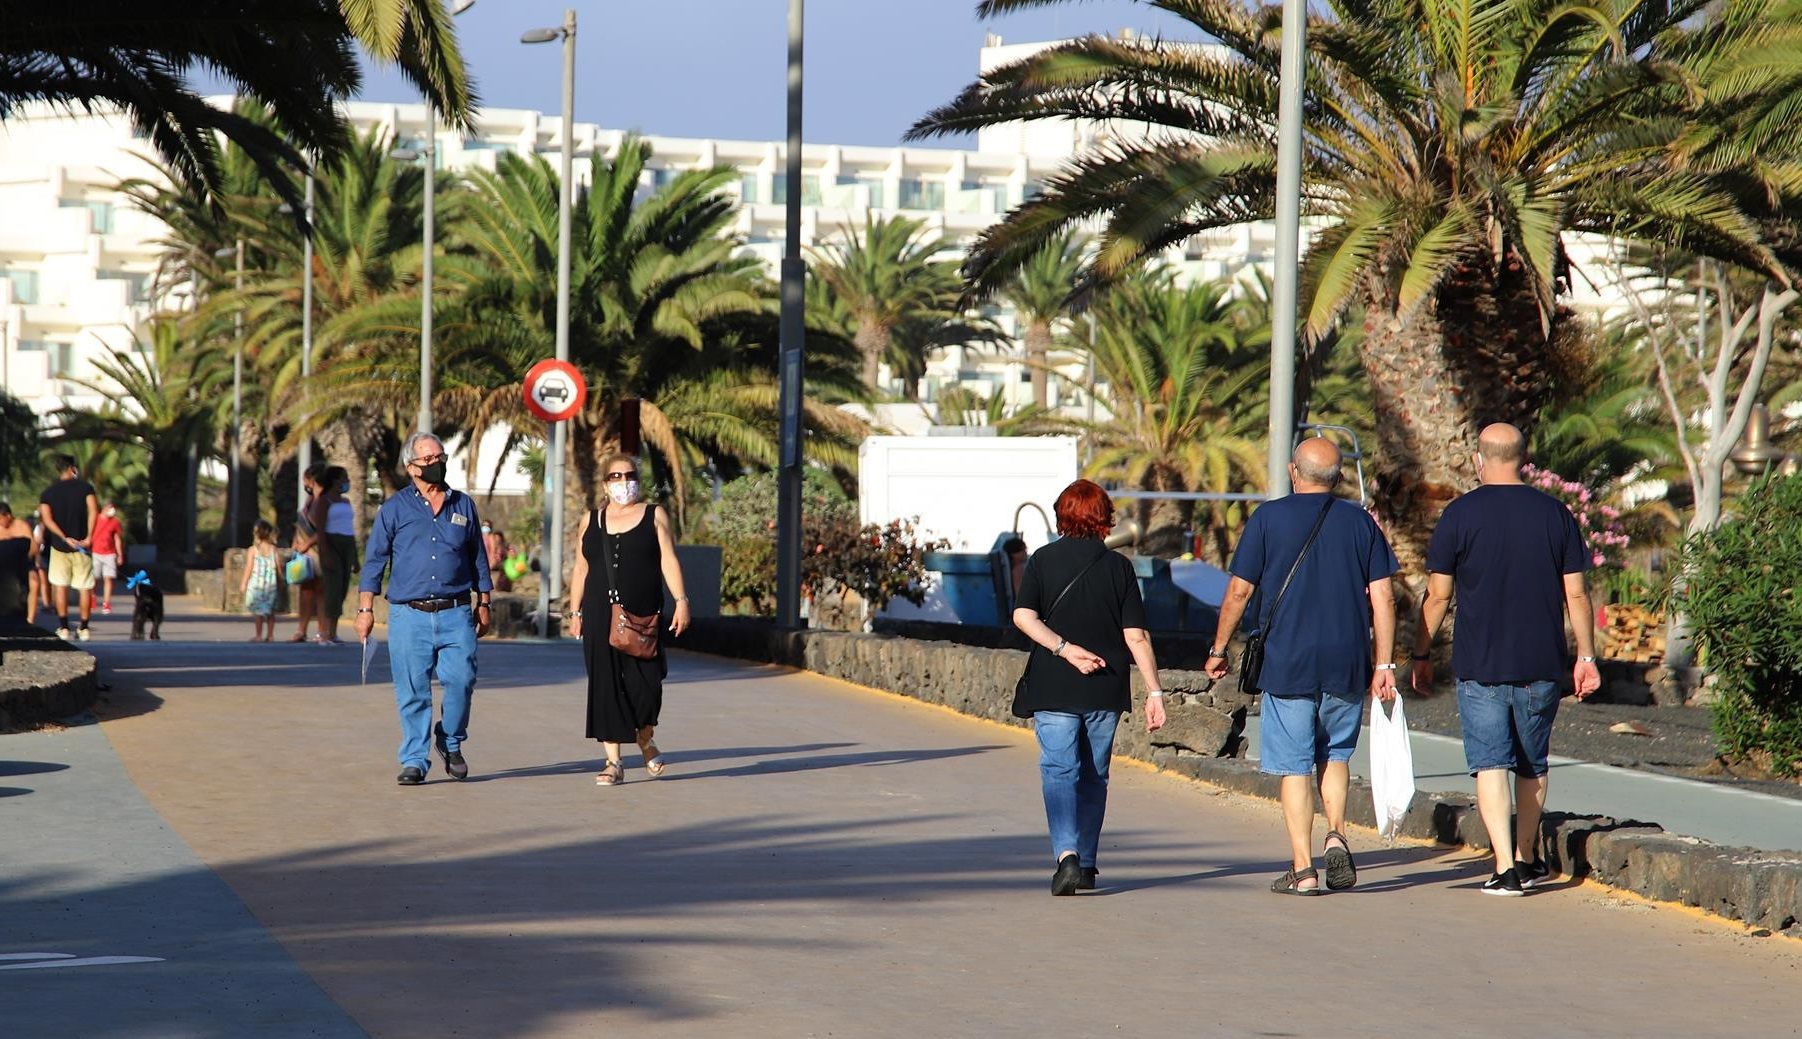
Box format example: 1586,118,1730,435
4,608,1799,1037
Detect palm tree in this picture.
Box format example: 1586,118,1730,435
1,1,474,206
440,138,866,542
55,318,222,558
909,0,1802,559
998,231,1086,409
1080,272,1269,559
811,214,994,396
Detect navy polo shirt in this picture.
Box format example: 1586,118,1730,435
1228,493,1398,698
1426,484,1589,684
359,487,493,603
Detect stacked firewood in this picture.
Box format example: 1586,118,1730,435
1600,605,1666,663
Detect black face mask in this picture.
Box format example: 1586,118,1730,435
416,461,448,486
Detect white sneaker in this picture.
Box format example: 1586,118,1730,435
77,627,91,642
55,626,72,640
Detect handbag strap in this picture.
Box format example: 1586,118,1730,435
1259,494,1335,635
1042,544,1109,624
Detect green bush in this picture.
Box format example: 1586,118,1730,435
696,470,946,616
1676,474,1802,777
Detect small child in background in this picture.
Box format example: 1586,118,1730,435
241,519,280,641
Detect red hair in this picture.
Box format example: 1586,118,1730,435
1054,479,1114,539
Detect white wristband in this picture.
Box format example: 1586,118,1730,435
1375,663,1398,671
1146,690,1164,698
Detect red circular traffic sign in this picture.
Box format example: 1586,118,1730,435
523,359,587,422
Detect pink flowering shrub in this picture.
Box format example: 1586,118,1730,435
1521,464,1631,568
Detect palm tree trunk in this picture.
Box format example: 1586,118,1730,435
1359,258,1561,573
149,448,187,561
1025,318,1052,410
231,419,261,547
1137,465,1192,558
856,319,891,393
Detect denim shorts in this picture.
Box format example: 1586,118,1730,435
1457,680,1561,777
1258,691,1363,776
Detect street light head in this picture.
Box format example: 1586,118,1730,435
520,27,561,43
212,246,236,259
391,147,421,161
451,0,475,12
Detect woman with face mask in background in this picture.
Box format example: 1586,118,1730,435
314,464,358,644
565,453,691,786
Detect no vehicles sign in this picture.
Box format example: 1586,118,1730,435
523,359,586,423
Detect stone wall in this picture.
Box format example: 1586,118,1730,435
0,621,97,730
672,617,1802,937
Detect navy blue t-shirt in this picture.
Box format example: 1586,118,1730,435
1228,493,1399,698
1426,484,1589,684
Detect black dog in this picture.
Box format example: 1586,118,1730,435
128,572,164,641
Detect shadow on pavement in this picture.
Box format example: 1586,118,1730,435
474,742,861,782
0,786,31,798
0,760,70,777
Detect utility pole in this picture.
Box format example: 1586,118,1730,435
775,0,807,628
1265,0,1308,496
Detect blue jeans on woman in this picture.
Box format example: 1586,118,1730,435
387,602,477,772
1035,710,1121,866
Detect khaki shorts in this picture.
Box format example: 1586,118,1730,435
93,552,119,579
48,548,95,591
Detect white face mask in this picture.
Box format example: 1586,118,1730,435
607,480,640,506
103,507,117,518
480,524,492,534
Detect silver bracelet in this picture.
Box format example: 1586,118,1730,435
1145,690,1164,698
569,609,583,619
1052,639,1067,656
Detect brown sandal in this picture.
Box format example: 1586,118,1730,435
1272,866,1324,895
595,761,624,786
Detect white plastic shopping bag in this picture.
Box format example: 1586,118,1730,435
1368,692,1416,843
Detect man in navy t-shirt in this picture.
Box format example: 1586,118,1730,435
1207,438,1399,895
1412,423,1601,897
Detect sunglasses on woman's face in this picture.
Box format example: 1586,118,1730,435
604,471,634,482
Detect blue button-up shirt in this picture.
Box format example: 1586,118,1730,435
359,486,493,603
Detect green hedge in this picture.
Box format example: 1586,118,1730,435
1677,474,1802,777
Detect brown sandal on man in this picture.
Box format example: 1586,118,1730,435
1272,866,1324,895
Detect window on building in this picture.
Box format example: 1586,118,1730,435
1,268,40,304
60,199,115,234
18,340,74,376
899,178,945,210
770,174,822,206
740,175,762,205
850,176,887,209
98,270,151,303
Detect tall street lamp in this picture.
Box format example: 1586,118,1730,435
281,176,317,509
523,8,577,638
775,0,806,628
213,240,245,547
392,0,475,437
1265,0,1308,496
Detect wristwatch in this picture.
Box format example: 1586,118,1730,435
1578,655,1598,663
1206,647,1227,659
1375,663,1398,671
1052,639,1068,656
356,607,373,614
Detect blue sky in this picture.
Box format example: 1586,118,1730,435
339,1,1191,147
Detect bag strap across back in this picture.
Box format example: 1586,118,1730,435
1042,544,1109,624
1258,495,1335,636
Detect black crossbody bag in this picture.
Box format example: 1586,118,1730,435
1010,547,1110,718
1238,496,1335,696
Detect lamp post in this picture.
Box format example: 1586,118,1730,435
281,176,317,508
392,0,474,438
1265,0,1308,496
523,8,577,638
214,240,245,547
775,0,806,628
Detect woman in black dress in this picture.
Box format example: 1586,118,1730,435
567,453,691,786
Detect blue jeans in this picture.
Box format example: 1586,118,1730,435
388,602,478,772
1457,679,1561,777
1034,710,1120,867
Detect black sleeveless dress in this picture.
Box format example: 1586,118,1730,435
582,504,667,742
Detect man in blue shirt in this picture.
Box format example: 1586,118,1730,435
1412,423,1601,896
1206,438,1399,895
356,433,495,785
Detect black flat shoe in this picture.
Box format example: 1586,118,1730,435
434,724,468,780
396,766,425,785
1078,867,1099,891
1051,855,1083,896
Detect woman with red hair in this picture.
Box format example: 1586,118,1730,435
1011,479,1166,895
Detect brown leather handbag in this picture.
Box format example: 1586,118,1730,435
601,508,661,659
